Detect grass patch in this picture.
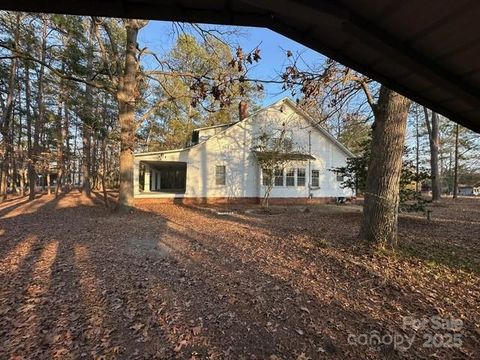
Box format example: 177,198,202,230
396,243,480,274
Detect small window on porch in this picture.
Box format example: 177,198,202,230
215,165,226,185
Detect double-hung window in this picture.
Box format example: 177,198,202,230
311,170,320,187
262,168,272,186
297,168,306,186
215,165,226,185
274,168,284,186
286,168,295,186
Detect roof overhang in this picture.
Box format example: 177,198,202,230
2,1,480,133
254,151,315,162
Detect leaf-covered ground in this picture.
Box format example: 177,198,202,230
0,192,478,359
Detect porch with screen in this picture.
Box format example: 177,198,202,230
140,161,187,194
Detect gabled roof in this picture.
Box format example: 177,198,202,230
135,98,354,158
278,98,355,158
211,98,357,160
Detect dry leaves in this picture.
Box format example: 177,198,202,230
0,193,479,359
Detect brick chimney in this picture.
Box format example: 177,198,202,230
239,101,248,120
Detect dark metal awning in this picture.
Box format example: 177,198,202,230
2,1,480,132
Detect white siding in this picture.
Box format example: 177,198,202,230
134,99,354,199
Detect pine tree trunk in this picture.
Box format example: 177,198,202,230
64,107,71,190
424,108,441,201
415,110,420,192
20,169,26,196
360,86,411,247
81,125,92,196
116,19,146,212
101,137,109,207
0,15,20,201
72,123,78,187
46,172,51,195
25,58,35,201
29,17,48,201
28,164,36,200
55,71,66,197
453,124,459,199
0,156,8,200
430,112,441,201
81,23,94,197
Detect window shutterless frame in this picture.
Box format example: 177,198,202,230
215,165,226,185
311,170,319,187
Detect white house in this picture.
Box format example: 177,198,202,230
457,185,480,196
133,98,355,204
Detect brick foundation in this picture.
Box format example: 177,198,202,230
134,197,339,206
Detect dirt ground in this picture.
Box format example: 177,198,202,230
0,192,479,359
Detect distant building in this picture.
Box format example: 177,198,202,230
457,185,480,196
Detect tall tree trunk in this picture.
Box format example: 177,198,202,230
424,108,441,201
20,169,26,196
360,86,411,247
55,77,65,197
81,126,92,195
72,123,78,187
116,19,147,212
26,60,36,201
91,136,99,190
64,107,71,190
10,115,17,194
453,123,459,199
81,22,94,197
46,172,51,195
101,137,109,207
0,14,20,201
29,17,48,200
16,80,24,196
415,109,420,192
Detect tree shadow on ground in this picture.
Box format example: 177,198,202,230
178,201,480,274
135,201,479,358
1,194,478,359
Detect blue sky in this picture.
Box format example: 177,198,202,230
139,21,327,106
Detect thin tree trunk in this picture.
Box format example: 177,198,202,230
16,80,24,196
415,109,420,192
55,77,65,197
29,17,48,200
46,172,51,195
0,14,20,201
10,115,17,194
448,150,452,194
91,136,99,190
20,169,26,196
72,123,78,187
101,137,109,207
360,86,411,247
453,124,459,199
26,60,36,201
81,21,95,197
64,107,71,190
424,108,441,201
